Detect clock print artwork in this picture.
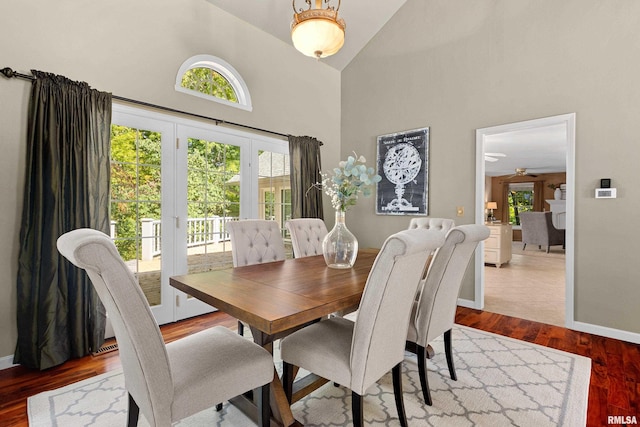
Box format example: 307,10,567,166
376,127,429,215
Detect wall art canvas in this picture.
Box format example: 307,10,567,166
376,127,429,215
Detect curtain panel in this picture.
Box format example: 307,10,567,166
288,135,324,219
14,71,112,369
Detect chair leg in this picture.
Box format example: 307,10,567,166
392,363,408,427
282,361,294,403
237,320,244,336
127,393,140,427
256,383,271,427
417,345,433,406
352,391,364,427
444,329,457,381
522,243,526,250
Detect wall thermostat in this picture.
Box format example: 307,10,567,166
595,188,617,198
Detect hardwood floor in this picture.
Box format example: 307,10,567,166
1,308,638,426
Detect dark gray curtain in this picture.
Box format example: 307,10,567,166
288,135,324,219
14,71,112,370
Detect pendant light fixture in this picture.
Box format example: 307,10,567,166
291,0,346,59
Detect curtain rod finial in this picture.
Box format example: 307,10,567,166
1,67,16,79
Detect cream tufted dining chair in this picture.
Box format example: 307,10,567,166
281,228,445,427
57,229,274,427
406,224,490,406
226,219,286,267
407,217,455,233
284,218,328,258
226,219,286,335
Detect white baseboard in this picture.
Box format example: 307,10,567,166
458,298,640,345
571,321,640,345
0,354,17,371
457,298,479,309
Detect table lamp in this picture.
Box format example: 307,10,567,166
486,201,498,222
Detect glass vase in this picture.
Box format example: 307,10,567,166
323,210,358,269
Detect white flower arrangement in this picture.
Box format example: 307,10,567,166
318,153,382,212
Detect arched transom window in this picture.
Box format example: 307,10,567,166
175,55,252,111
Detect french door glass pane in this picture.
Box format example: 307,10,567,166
186,137,240,274
110,125,162,307
257,150,292,252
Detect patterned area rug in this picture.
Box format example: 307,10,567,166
28,325,590,426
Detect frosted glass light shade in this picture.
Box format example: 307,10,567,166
291,18,345,58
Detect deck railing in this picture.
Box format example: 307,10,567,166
131,217,237,260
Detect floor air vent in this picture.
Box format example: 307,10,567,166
92,342,119,356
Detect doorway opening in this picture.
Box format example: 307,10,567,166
474,113,575,328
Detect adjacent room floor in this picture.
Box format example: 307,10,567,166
484,241,565,327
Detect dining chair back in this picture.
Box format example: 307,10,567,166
281,228,445,427
406,224,490,405
57,228,273,427
407,217,455,233
285,218,328,258
226,219,286,335
226,219,286,267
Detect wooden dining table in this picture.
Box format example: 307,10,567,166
169,249,379,427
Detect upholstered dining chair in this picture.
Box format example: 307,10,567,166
281,229,445,427
226,219,286,335
284,218,328,258
406,224,490,406
519,211,565,253
56,229,274,427
407,217,455,233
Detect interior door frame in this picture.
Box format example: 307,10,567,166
474,113,576,328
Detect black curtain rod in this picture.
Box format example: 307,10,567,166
1,67,294,140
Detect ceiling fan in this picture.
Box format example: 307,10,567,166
484,152,506,162
508,167,538,178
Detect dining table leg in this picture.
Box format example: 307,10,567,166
250,326,299,427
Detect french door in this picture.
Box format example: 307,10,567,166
110,104,290,325
174,124,291,319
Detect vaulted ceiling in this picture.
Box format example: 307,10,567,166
207,1,567,175
206,0,408,70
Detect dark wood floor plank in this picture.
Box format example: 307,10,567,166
1,307,639,427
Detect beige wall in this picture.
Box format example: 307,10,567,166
342,0,640,332
0,0,341,360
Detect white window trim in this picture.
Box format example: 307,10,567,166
175,54,253,112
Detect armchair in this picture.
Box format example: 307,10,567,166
519,211,565,253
